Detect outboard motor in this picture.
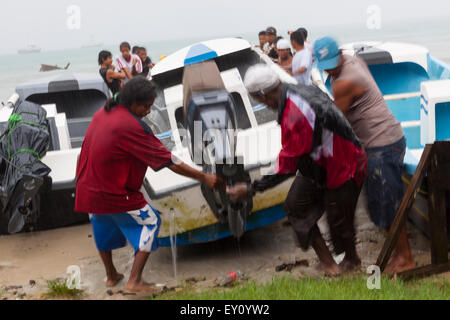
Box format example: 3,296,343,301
182,61,252,239
0,101,52,234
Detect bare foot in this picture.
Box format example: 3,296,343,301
339,258,361,274
106,273,124,287
316,262,340,277
125,281,164,294
384,255,415,275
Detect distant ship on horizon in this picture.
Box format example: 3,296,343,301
18,44,41,54
81,35,103,49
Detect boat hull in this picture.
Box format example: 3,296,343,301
0,187,89,235
36,188,89,231
149,171,294,246
158,204,286,246
0,165,293,244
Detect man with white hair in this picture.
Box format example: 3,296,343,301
227,65,367,276
276,39,293,75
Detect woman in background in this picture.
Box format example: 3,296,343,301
98,50,126,95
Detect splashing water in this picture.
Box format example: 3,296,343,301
169,208,178,282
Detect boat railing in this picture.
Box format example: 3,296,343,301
384,92,421,101
383,92,422,131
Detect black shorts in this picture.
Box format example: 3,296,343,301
284,175,361,254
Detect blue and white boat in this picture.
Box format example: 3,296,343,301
0,38,298,241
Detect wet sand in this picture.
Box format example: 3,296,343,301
0,192,446,300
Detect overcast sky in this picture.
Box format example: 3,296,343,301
0,0,449,54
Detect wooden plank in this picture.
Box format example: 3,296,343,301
427,143,449,265
376,144,434,272
433,163,450,191
397,262,450,281
434,141,450,247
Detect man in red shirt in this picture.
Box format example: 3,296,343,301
75,77,223,293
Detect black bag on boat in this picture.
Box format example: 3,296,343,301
0,101,51,234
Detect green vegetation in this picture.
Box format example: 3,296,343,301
43,279,84,299
153,275,450,300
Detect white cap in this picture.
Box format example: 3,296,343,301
277,39,291,50
244,64,281,95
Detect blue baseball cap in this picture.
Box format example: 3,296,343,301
313,37,340,71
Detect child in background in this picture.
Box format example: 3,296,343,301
291,31,313,85
98,50,126,95
138,47,155,78
114,42,143,83
132,46,140,55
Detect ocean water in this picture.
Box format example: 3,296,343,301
1,18,450,103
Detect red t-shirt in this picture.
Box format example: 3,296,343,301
75,105,173,214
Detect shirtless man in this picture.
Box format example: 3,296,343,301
276,39,293,75
313,37,415,274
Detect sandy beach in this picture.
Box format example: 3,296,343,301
0,192,447,300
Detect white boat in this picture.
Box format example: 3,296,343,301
0,38,299,242
81,35,103,49
1,38,449,245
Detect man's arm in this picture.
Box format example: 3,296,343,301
132,57,143,75
293,66,307,75
132,58,139,76
169,162,224,189
293,51,312,76
122,67,133,79
332,80,365,115
227,174,294,203
106,69,126,82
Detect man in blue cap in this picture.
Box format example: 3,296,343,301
313,37,414,274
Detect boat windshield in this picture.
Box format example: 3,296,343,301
248,95,277,125
142,89,175,151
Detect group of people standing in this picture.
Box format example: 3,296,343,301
229,31,414,276
98,42,155,95
257,26,313,86
76,30,415,293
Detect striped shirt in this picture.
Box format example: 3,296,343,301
114,54,143,76
276,84,367,189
